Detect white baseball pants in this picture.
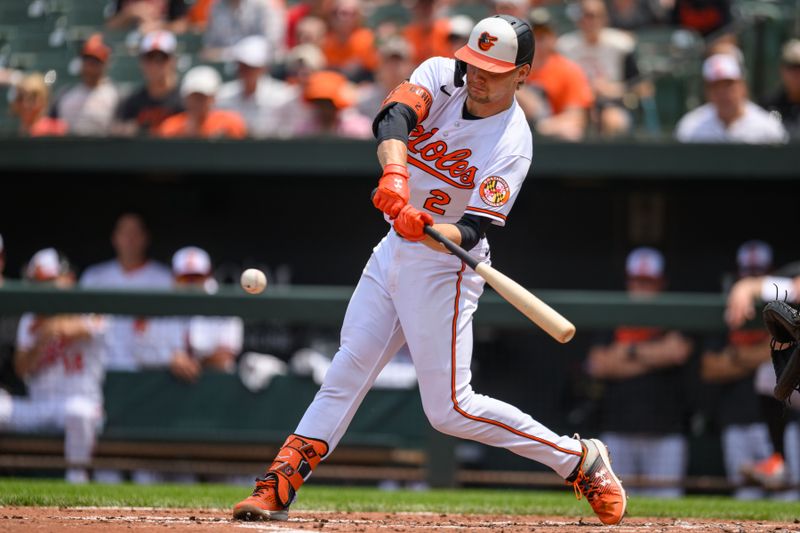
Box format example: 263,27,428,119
296,231,582,478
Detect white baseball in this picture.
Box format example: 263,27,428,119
241,268,267,294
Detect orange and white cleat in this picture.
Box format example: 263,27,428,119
745,453,787,490
569,436,627,526
233,434,328,521
233,474,290,521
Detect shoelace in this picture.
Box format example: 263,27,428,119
572,471,600,502
251,476,276,497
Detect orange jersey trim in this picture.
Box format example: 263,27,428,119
465,206,507,221
449,263,581,457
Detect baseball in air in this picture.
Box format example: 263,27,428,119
241,268,267,294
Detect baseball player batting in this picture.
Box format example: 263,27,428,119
234,15,626,525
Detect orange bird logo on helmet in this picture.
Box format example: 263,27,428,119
477,32,498,51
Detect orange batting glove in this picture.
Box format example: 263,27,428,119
394,204,433,242
373,163,409,219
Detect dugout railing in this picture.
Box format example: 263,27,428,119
0,281,773,493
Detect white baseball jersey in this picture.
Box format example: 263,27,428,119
79,259,173,371
675,101,788,144
15,313,106,402
293,57,584,480
187,316,244,360
399,57,532,228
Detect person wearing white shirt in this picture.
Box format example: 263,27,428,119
79,213,173,372
676,54,788,144
51,34,119,136
216,35,306,138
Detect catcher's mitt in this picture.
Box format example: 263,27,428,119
762,300,800,402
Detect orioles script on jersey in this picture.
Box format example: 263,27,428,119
407,125,477,189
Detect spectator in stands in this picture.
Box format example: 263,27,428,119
675,54,788,143
523,10,593,141
80,212,173,372
701,240,775,499
295,16,327,48
51,34,119,136
586,247,694,497
607,0,662,31
284,43,327,87
443,15,474,58
217,36,305,138
286,0,329,48
492,0,530,20
762,39,800,140
671,0,731,37
0,248,106,484
356,37,414,118
293,70,371,138
10,73,68,137
113,30,183,136
321,0,377,81
170,246,244,375
403,0,450,67
107,0,189,33
557,0,645,136
201,0,286,62
157,66,247,139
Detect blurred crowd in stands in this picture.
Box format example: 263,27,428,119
1,213,800,496
0,0,798,141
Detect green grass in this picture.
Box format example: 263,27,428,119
0,478,798,521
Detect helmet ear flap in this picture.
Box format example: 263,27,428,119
454,60,467,87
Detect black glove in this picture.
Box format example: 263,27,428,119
762,300,800,402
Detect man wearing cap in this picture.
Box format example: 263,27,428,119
587,247,694,498
293,70,371,138
50,34,119,136
701,240,778,498
556,0,644,136
113,30,183,136
217,36,304,139
234,15,627,526
761,39,800,140
157,65,247,138
0,248,106,484
676,53,788,143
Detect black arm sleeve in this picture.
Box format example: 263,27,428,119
454,214,493,251
374,103,417,143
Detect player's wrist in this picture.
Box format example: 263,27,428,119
381,163,409,180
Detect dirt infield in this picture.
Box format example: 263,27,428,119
1,507,800,532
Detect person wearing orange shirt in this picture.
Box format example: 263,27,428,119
321,0,377,81
11,73,68,137
157,66,247,138
402,0,450,66
521,10,593,141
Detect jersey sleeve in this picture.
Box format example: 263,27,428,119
464,155,531,227
409,57,454,101
15,313,36,352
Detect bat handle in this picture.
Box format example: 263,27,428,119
423,226,479,270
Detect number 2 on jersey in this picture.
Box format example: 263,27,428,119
423,189,451,215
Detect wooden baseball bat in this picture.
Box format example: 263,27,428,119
370,188,575,342
423,226,576,343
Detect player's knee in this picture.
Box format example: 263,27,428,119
64,397,99,424
424,408,465,437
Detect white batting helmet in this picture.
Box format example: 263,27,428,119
454,15,535,73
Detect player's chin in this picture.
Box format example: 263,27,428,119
466,87,489,104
